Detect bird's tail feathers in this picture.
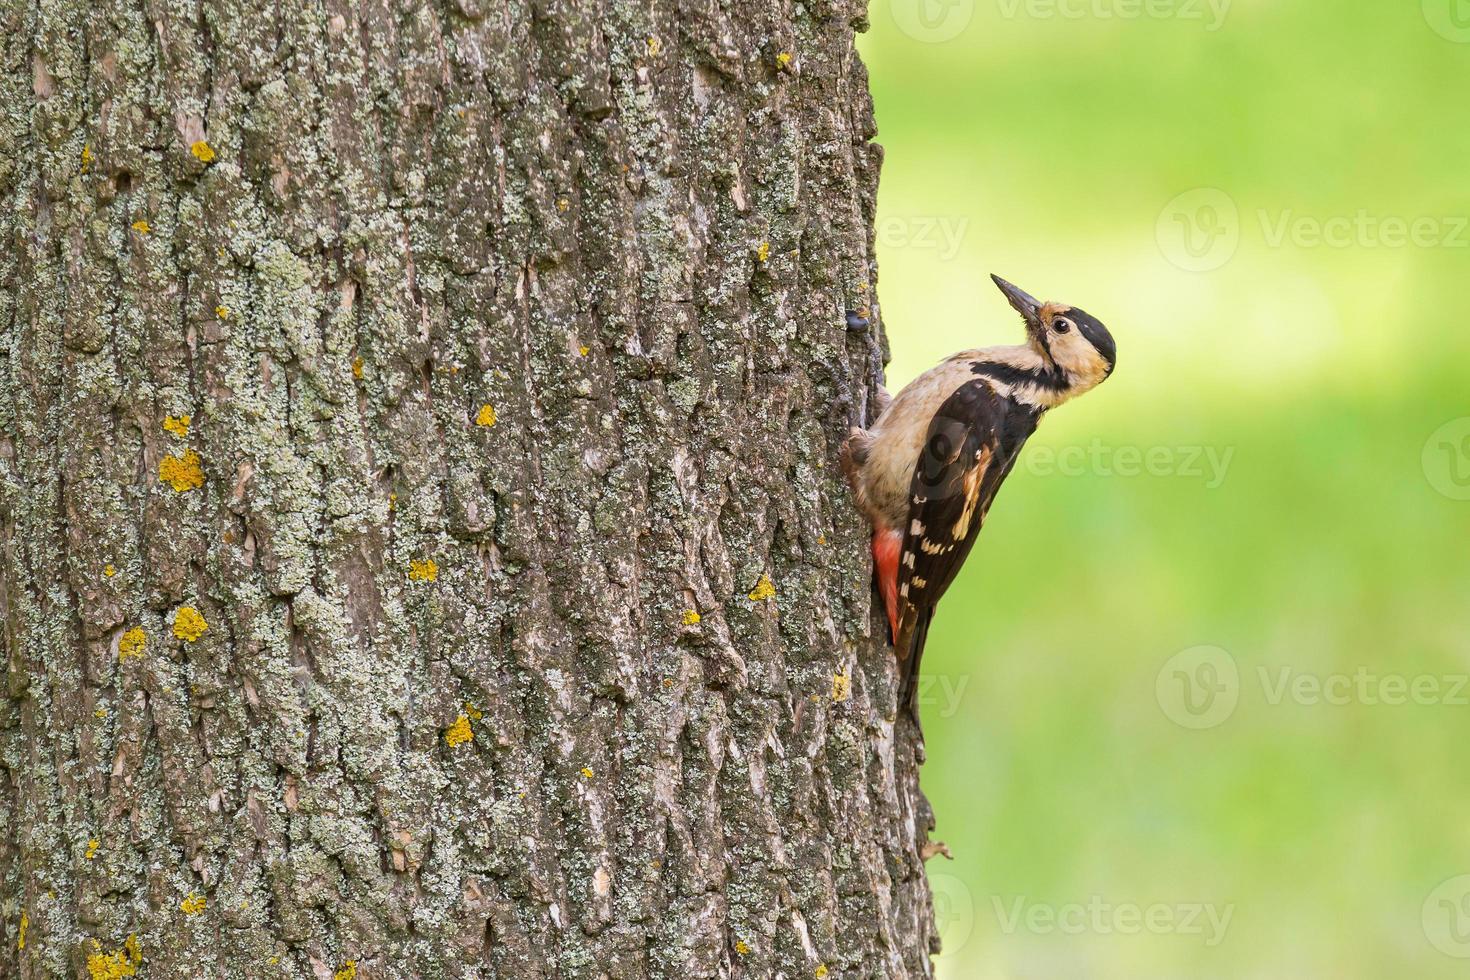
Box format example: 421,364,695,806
898,606,935,728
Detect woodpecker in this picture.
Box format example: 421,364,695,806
842,275,1117,721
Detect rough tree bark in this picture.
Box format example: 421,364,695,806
0,1,937,977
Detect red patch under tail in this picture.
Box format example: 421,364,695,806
871,529,902,645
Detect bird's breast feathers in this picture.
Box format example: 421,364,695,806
861,347,1044,527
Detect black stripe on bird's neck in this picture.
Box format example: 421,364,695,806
1033,329,1057,368
969,358,1070,393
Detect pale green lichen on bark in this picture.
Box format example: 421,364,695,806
0,0,933,977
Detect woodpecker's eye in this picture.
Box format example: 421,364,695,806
1053,319,1072,333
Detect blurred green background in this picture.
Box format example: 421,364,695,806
859,1,1470,976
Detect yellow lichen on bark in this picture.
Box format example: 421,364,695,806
475,404,497,427
408,558,439,582
748,574,776,601
444,714,473,747
159,448,204,491
86,936,141,980
180,893,206,915
334,962,358,980
130,219,150,234
86,839,100,860
832,670,851,703
162,414,191,437
17,910,25,950
172,607,208,642
190,140,216,163
118,627,147,661
681,609,702,626
86,954,134,979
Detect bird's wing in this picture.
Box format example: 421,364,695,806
894,378,1040,716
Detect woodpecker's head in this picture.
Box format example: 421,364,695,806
991,274,1116,392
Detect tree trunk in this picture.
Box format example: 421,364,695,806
0,1,935,977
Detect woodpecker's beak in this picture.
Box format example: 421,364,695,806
990,274,1043,330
